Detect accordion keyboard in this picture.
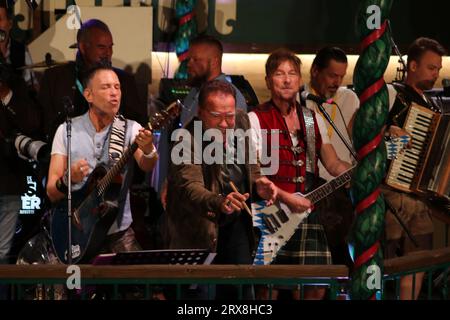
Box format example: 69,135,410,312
386,104,437,193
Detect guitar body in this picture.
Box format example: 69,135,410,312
51,166,121,264
252,167,355,265
252,196,310,265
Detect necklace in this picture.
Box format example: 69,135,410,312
283,110,300,135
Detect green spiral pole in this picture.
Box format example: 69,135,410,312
350,0,393,300
174,0,197,79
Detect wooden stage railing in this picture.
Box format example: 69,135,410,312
1,247,450,300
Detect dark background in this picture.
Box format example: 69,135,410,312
152,0,450,54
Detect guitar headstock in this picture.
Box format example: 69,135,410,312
147,99,182,131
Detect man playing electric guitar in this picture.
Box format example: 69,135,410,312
46,65,157,262
249,49,351,300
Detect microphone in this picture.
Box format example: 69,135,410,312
45,53,53,66
300,91,334,105
61,96,74,116
301,91,358,159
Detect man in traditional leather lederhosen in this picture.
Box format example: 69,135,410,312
249,48,351,300
384,37,447,300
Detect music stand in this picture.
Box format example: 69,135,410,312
92,249,216,266
83,250,217,298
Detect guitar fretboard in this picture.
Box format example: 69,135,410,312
97,143,139,195
305,167,354,204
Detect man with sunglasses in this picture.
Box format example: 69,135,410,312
180,35,248,125
166,80,276,299
158,35,248,209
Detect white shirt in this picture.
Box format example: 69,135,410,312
304,84,359,180
52,113,142,234
386,83,398,111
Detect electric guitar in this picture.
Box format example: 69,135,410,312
51,101,181,264
252,166,355,265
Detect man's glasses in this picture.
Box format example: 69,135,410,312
207,110,236,121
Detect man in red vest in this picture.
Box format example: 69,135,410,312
249,48,351,300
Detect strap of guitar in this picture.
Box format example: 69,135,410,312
299,105,318,193
107,113,131,226
109,113,127,162
301,106,317,176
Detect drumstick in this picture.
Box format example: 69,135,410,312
229,181,252,216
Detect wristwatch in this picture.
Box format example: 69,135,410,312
143,146,158,159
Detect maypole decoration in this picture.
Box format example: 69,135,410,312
350,0,393,300
174,0,197,79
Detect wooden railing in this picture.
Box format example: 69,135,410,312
0,264,348,300
1,248,450,300
384,247,450,274
0,264,349,281
383,247,450,300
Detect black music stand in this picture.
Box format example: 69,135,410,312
88,250,216,298
92,249,216,266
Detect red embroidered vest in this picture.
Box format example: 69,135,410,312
253,101,322,193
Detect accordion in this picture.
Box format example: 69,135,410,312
386,102,450,199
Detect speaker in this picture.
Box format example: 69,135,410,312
227,75,259,108
158,78,191,105
158,75,259,107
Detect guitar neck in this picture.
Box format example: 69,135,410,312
304,167,354,204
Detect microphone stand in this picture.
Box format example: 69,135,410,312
387,20,406,83
316,102,357,159
65,104,79,299
65,104,74,265
64,0,82,266
315,100,419,248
